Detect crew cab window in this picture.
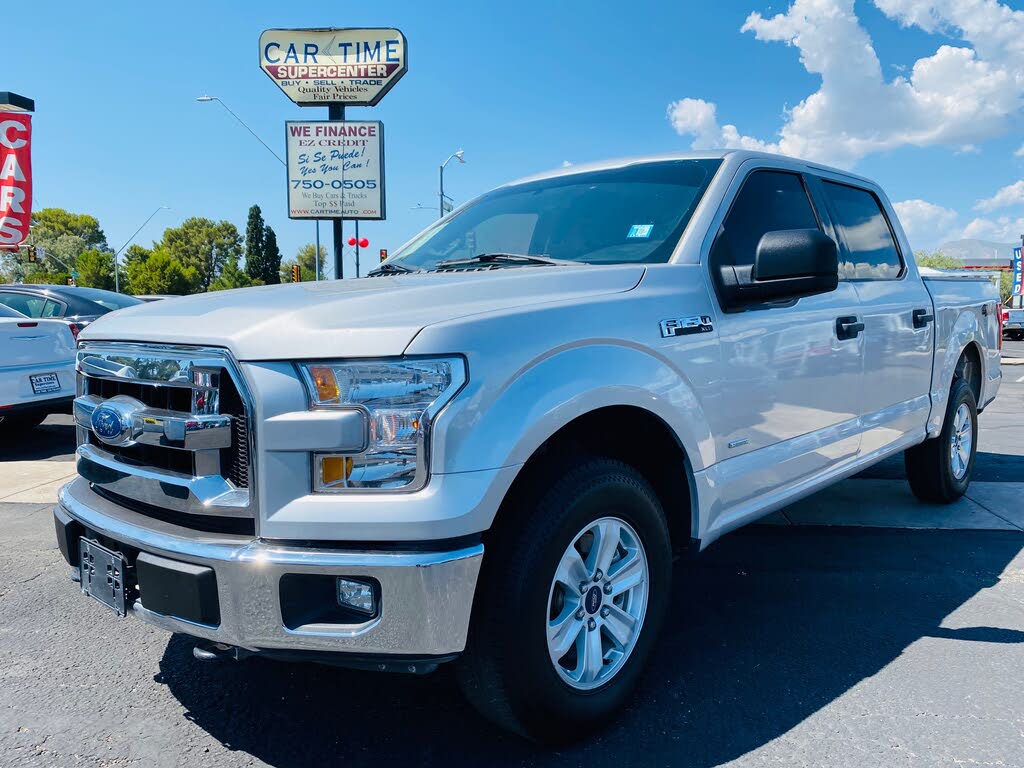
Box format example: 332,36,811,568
822,181,903,280
710,170,819,273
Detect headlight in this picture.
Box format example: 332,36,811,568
298,358,466,491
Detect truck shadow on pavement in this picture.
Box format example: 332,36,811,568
0,415,76,462
156,526,1024,767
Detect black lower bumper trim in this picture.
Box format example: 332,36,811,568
192,640,458,675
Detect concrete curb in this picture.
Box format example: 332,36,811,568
1002,358,1024,365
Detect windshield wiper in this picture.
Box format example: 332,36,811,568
366,262,423,277
434,253,583,270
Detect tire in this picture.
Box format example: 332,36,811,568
904,376,977,503
456,456,672,743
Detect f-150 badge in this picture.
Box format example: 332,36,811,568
660,316,714,338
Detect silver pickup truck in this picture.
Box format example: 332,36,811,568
55,150,1001,742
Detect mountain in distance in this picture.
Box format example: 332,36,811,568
936,239,1017,266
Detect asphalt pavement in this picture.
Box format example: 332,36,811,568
1,350,1023,767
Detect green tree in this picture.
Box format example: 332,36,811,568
915,251,965,270
160,218,242,292
76,248,114,290
263,225,282,284
209,255,261,292
125,248,197,295
244,205,267,283
32,208,107,250
999,271,1013,304
280,243,327,283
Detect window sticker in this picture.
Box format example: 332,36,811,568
627,224,654,239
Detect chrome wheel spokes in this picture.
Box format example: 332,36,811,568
949,402,973,480
546,516,649,691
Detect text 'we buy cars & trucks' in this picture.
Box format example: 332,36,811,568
54,150,1002,742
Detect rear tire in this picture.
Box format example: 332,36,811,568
904,376,977,503
456,456,672,743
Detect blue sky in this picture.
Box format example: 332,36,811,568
6,0,1024,277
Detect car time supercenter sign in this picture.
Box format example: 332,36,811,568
286,121,385,220
259,28,407,106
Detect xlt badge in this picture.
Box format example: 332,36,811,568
660,316,714,338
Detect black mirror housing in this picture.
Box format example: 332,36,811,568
718,229,838,309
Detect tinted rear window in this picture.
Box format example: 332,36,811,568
822,182,903,280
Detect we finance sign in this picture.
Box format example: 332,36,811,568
259,28,407,106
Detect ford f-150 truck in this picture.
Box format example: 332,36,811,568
55,150,1002,742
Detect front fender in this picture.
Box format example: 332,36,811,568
431,342,714,476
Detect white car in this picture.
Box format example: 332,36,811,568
0,303,77,430
55,150,1001,741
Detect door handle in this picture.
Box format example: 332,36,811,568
912,308,934,328
836,316,865,340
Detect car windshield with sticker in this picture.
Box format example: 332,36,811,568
391,159,722,269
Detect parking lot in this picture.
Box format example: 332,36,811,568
1,345,1023,767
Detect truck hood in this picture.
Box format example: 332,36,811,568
80,265,645,360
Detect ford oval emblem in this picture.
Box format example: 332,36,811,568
91,406,125,444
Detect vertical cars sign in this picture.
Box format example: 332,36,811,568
0,114,31,246
286,121,385,219
1013,247,1022,296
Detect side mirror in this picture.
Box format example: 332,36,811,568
718,229,838,309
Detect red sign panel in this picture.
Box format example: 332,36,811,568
0,114,32,247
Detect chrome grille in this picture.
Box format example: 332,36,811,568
73,343,256,533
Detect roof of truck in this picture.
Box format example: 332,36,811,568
506,149,876,189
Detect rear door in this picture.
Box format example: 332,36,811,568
817,179,933,456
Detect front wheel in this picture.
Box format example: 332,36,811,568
456,457,672,743
904,376,977,503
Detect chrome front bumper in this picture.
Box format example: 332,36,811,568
56,478,483,658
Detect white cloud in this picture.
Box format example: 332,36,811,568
1016,145,1024,157
961,215,1024,242
894,199,959,244
667,0,1024,168
974,180,1024,211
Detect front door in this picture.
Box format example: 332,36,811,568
701,166,865,529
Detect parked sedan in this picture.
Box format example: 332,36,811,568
0,285,141,327
0,303,77,431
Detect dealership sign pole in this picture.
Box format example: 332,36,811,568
1013,244,1022,298
0,92,34,248
259,28,407,279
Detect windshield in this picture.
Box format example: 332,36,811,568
392,159,721,271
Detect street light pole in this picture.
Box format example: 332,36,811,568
439,149,465,219
113,206,169,293
196,96,285,165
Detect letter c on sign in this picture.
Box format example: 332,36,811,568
0,120,27,150
263,42,281,64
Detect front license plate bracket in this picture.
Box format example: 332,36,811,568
79,539,128,617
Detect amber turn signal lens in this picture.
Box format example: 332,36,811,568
320,455,354,487
308,366,340,403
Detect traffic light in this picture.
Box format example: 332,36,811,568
28,247,36,263
291,264,301,283
379,249,388,263
66,277,74,286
